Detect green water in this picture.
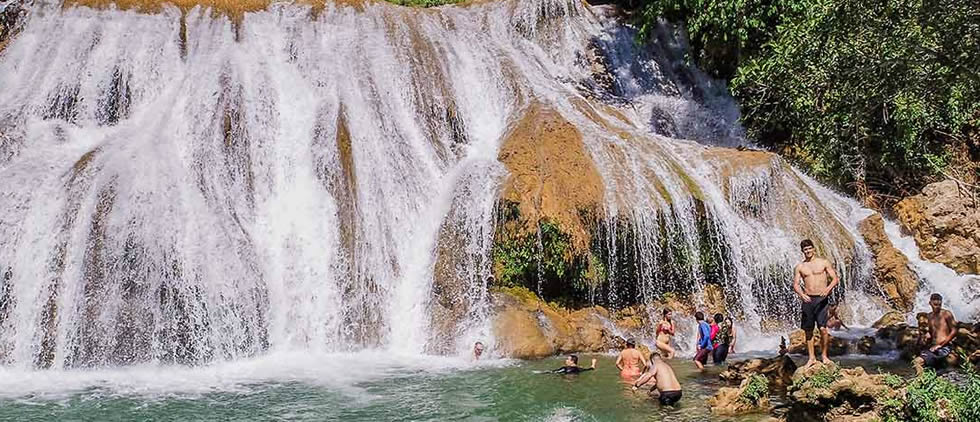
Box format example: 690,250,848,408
0,353,913,421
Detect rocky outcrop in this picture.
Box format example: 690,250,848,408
491,287,624,359
496,103,604,253
709,375,772,416
894,180,980,274
857,213,919,310
786,363,904,422
720,355,798,389
0,0,30,52
871,311,906,328
788,330,849,356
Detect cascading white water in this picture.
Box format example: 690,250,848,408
0,0,970,371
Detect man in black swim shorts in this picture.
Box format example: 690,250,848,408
793,239,840,367
632,351,683,406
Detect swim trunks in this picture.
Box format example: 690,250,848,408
658,390,682,406
694,348,711,365
801,295,830,331
920,346,952,369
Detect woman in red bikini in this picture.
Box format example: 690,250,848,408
655,308,676,359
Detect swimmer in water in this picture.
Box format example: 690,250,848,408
632,351,683,406
615,338,649,380
655,308,676,359
473,341,484,359
548,355,597,374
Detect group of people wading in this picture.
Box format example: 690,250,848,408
530,237,962,406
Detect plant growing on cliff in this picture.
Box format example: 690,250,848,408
634,0,980,203
739,374,769,404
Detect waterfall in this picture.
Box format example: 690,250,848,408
0,0,962,369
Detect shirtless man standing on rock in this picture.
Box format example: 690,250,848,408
793,239,840,367
616,338,649,380
913,293,957,375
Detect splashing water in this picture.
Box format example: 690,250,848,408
0,0,971,377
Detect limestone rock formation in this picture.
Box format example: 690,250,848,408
871,311,906,328
719,355,797,389
857,213,919,310
496,103,604,254
708,376,772,416
786,363,904,422
788,330,849,356
894,179,980,274
491,287,622,359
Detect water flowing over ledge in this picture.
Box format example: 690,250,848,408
0,0,969,373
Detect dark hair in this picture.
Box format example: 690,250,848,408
626,338,636,347
569,354,579,364
649,351,661,360
930,293,943,302
695,311,704,321
800,239,814,250
714,313,724,323
474,341,484,347
663,308,671,317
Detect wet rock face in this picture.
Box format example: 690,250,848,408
788,330,849,356
894,179,980,275
0,0,30,50
786,363,903,422
719,355,797,390
490,287,620,359
708,376,772,416
857,213,919,310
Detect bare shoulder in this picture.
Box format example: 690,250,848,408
819,258,833,268
943,309,956,321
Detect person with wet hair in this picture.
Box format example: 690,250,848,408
632,351,682,406
473,341,484,359
656,308,676,359
548,354,597,374
616,338,649,379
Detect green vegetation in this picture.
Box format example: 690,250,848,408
383,0,463,7
632,0,980,203
738,374,769,404
801,364,839,390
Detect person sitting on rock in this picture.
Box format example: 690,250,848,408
632,351,683,406
826,304,849,331
712,313,736,365
616,338,649,380
549,354,597,374
693,311,713,371
913,293,957,375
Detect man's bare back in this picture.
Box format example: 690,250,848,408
647,359,680,392
616,342,647,378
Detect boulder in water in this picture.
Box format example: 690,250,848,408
490,287,625,358
719,355,797,389
871,311,906,328
788,330,849,356
708,375,772,416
